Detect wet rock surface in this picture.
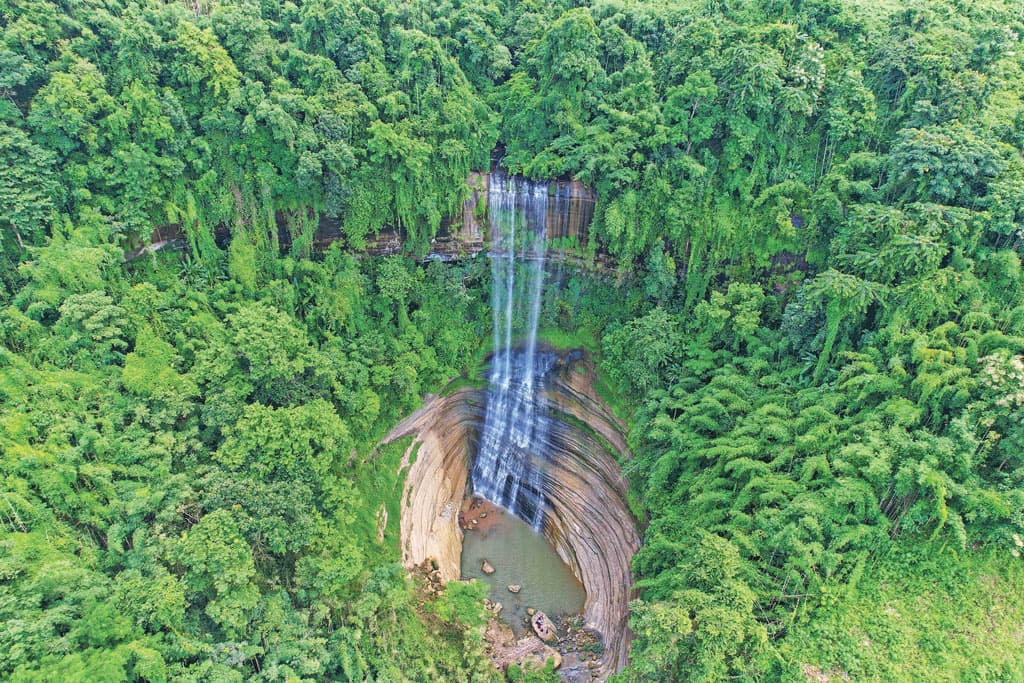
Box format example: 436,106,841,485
385,390,480,582
381,349,640,680
353,170,598,263
552,615,607,682
460,496,504,533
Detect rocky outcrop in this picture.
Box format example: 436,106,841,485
540,352,639,676
320,169,598,262
531,611,558,642
484,619,562,674
485,599,504,617
384,389,484,582
127,171,604,267
381,349,640,681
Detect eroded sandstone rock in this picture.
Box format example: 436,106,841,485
482,620,561,674
381,349,640,680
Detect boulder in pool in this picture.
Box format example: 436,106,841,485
482,559,495,574
531,611,557,643
508,584,521,593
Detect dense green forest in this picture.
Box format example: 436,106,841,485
2,0,1023,680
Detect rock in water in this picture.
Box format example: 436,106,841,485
508,584,521,593
526,607,536,616
531,611,557,642
482,560,495,574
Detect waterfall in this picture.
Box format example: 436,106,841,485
470,172,555,531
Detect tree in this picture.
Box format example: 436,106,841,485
0,122,59,252
54,290,128,367
804,269,884,382
175,509,259,638
629,535,769,682
215,399,351,483
602,307,681,396
433,579,488,631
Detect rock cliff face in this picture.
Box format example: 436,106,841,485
316,170,597,260
386,389,484,582
382,350,639,680
128,171,599,263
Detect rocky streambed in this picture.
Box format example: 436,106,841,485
382,350,640,680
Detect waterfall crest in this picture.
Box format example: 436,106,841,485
470,172,554,530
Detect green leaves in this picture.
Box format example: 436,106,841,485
629,535,769,682
628,244,1024,675
175,509,258,638
888,124,1005,206
55,291,128,367
1,0,1023,680
215,399,351,482
0,122,58,253
433,579,489,631
602,307,681,396
220,301,319,402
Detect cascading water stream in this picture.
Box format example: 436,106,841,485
391,170,636,676
470,172,557,531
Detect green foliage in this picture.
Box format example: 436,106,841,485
3,0,1024,680
215,400,351,481
1,0,498,265
628,534,769,682
505,661,560,683
122,326,198,409
778,543,1024,680
433,579,489,631
0,122,59,253
0,239,490,679
602,307,681,395
175,509,260,637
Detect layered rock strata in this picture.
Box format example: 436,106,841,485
382,350,639,680
127,171,602,265
386,389,484,582
319,170,597,260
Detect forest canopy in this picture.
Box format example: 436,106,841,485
2,0,1023,680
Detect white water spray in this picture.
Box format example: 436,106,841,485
471,172,554,530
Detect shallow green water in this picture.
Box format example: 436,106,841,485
460,506,586,636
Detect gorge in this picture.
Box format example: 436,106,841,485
383,174,640,679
